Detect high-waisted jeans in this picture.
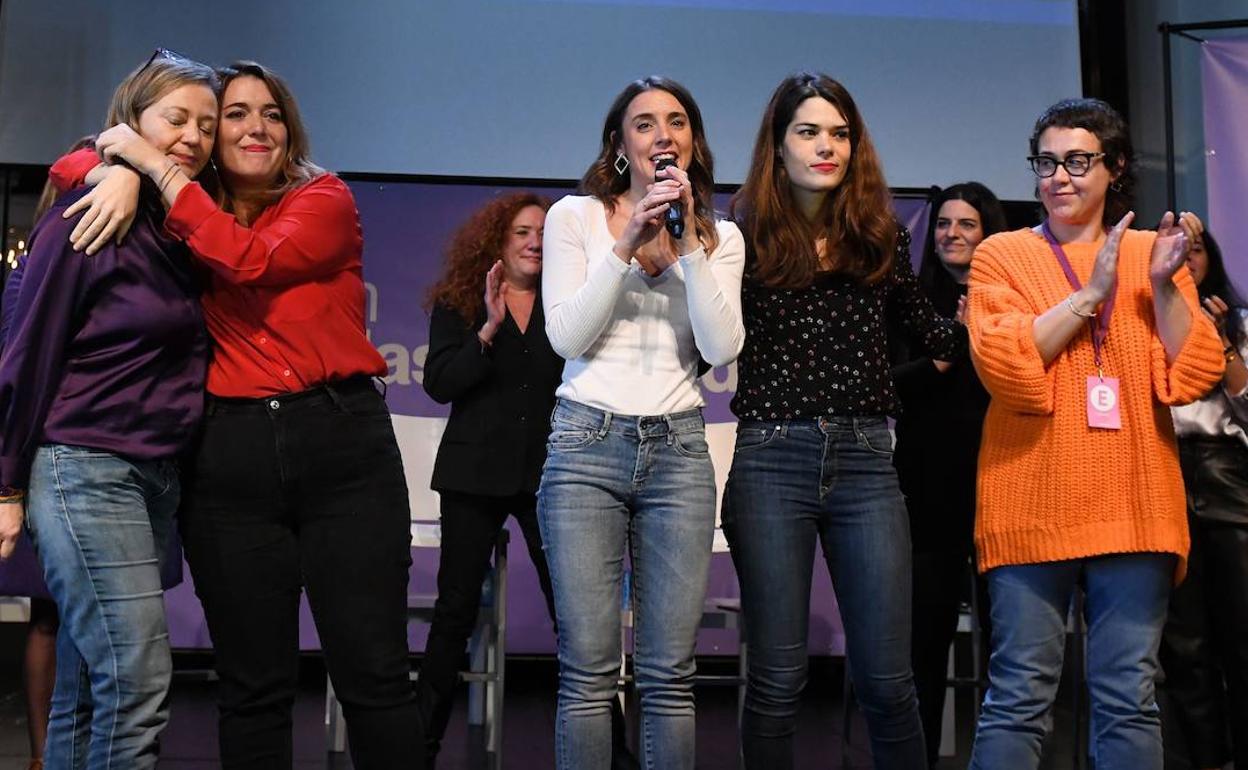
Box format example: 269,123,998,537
179,377,423,769
722,416,926,769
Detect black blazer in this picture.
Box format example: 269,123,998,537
424,299,564,496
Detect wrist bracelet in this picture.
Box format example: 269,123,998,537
157,162,181,193
1065,293,1097,319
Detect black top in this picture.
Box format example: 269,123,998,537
891,283,989,551
731,227,966,421
424,298,564,496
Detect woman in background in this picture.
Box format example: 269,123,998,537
1162,227,1248,770
891,181,1006,767
420,192,563,765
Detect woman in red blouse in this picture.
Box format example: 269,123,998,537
53,61,424,770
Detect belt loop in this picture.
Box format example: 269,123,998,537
324,381,346,412
597,410,612,440
664,414,675,446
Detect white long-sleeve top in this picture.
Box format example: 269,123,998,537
1172,308,1248,448
542,195,745,415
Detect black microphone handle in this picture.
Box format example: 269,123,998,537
665,202,684,239
654,158,685,239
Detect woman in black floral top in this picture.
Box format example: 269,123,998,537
722,72,964,770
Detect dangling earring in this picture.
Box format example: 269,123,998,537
614,150,630,175
1109,179,1124,193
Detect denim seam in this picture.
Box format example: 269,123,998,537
50,447,123,764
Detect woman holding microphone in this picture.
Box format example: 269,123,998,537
538,75,745,770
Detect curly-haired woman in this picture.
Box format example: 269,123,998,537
417,192,565,766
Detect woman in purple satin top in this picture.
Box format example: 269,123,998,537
0,52,217,768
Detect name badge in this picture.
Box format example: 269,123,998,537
1087,376,1122,430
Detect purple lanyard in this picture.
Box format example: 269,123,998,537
1041,221,1115,374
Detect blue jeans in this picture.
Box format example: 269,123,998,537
537,399,715,770
970,553,1175,770
722,417,926,769
25,444,179,770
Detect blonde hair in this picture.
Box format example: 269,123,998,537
105,55,220,133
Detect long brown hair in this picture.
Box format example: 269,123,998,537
731,72,896,288
425,192,551,321
216,60,324,211
578,76,719,255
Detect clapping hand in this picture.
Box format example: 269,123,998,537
1151,211,1202,288
1083,211,1134,307
478,260,507,345
1201,293,1231,343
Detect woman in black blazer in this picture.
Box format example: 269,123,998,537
418,192,563,764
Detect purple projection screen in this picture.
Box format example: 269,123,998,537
1201,37,1248,292
162,180,931,656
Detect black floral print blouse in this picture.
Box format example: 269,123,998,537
731,227,967,421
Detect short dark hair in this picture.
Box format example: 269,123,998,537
1030,98,1134,226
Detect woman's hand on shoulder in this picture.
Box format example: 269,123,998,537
95,124,164,176
62,165,142,255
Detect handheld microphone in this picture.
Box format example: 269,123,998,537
654,157,684,240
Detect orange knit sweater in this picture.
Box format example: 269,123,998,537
967,228,1224,582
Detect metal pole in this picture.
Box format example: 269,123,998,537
1161,23,1177,212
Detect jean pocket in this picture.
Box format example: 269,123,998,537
734,425,779,452
857,424,894,456
547,428,598,452
672,430,709,458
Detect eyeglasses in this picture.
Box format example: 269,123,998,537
1027,152,1106,178
140,47,191,71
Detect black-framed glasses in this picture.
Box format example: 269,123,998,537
140,47,191,71
1027,152,1106,178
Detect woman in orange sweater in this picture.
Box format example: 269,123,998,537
966,98,1223,769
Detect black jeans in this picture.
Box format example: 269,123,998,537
416,490,637,769
1161,437,1248,769
417,490,554,756
180,377,423,770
